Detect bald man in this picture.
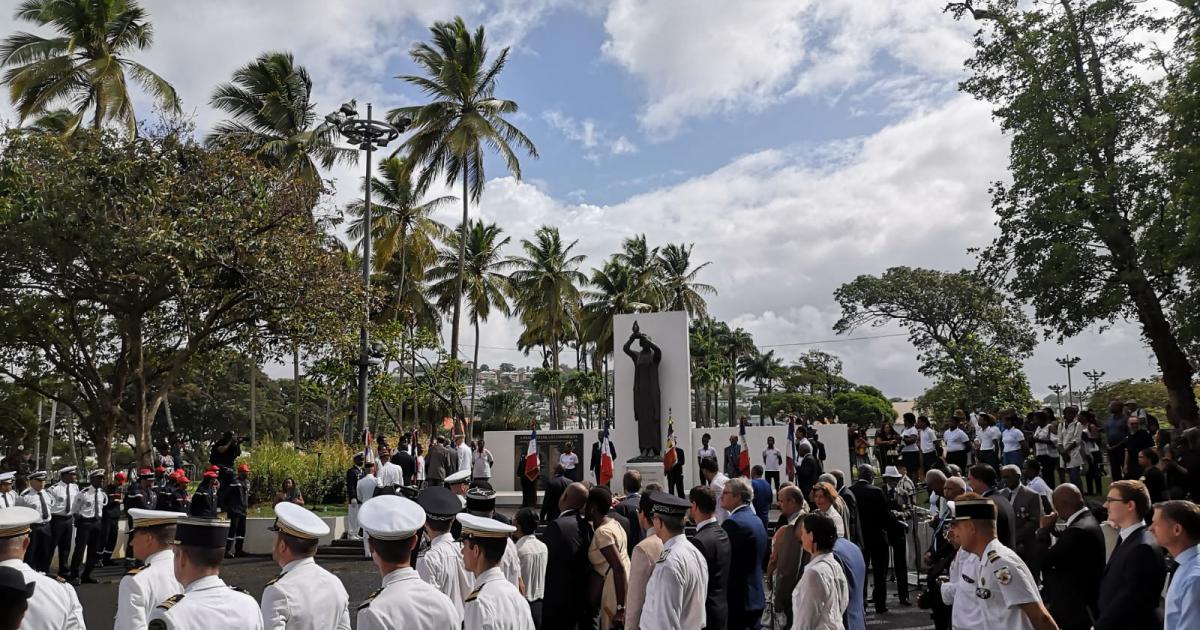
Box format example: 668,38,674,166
542,482,593,629
1035,484,1104,630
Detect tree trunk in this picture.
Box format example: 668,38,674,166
728,356,737,427
44,400,56,470
249,357,257,444
66,411,79,468
470,318,481,421
293,344,302,447
449,174,469,419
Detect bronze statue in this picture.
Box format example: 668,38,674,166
623,321,663,457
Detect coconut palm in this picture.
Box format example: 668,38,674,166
427,220,514,419
615,234,663,307
719,327,756,426
207,51,355,196
658,243,717,318
510,226,586,429
389,16,537,389
581,257,656,359
0,0,180,134
738,350,783,422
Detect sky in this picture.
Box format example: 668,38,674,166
0,0,1166,400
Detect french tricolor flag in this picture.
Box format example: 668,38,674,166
525,428,540,481
786,417,796,481
599,422,614,486
738,418,750,476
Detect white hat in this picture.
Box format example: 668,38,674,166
359,495,425,541
127,508,182,530
88,469,105,479
27,471,47,481
0,506,39,539
0,472,14,484
270,502,330,540
57,466,78,477
445,469,470,485
882,466,902,479
455,513,516,539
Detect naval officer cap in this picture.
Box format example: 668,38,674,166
174,517,230,548
465,487,497,514
28,471,47,481
0,507,38,539
359,495,425,540
58,465,78,477
0,472,14,484
418,486,462,522
127,508,182,530
445,469,471,485
456,513,516,540
88,469,105,479
649,491,690,517
270,502,331,540
950,498,997,521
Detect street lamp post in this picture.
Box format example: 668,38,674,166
1083,369,1106,401
325,101,408,439
1056,355,1081,409
1048,384,1066,414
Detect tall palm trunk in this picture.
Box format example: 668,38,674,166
728,356,737,427
449,174,469,418
249,356,257,444
469,317,481,421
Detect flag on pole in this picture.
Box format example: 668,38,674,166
599,422,614,487
738,418,750,476
363,428,374,464
786,417,796,481
525,428,541,481
663,411,677,473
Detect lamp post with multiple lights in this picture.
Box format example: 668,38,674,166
1048,384,1066,413
1056,355,1082,409
1083,369,1106,401
324,101,409,437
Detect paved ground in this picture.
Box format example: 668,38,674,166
77,554,933,630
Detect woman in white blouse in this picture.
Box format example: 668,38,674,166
1000,415,1026,467
792,511,849,629
810,482,845,538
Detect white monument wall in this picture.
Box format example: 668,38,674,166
693,423,852,485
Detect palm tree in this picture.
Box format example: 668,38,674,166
581,257,655,358
427,220,514,419
510,226,587,429
658,243,717,317
0,0,180,135
738,350,783,422
615,234,663,307
719,327,756,426
390,17,537,403
207,51,355,198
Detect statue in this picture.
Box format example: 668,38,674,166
623,321,663,457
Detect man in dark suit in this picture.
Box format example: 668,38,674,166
540,464,570,522
392,447,416,487
540,482,595,630
851,465,904,613
688,485,730,630
612,470,644,553
1036,483,1105,630
589,433,617,485
724,434,741,477
1096,479,1166,630
796,443,820,506
831,469,865,550
968,463,1017,548
1000,464,1044,578
767,485,806,629
721,476,768,629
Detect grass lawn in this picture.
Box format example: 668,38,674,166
247,504,349,518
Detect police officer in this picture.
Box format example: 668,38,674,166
641,491,709,630
189,469,219,518
416,486,473,620
946,494,1057,630
458,513,536,630
446,469,471,507
99,471,126,566
17,471,53,573
0,472,16,507
47,465,78,578
0,506,87,629
115,508,184,630
225,464,250,559
460,487,521,590
68,468,107,584
357,494,461,630
148,516,262,630
260,502,350,629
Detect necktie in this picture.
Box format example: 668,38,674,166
66,484,72,514
2,494,7,508
93,487,99,518
38,492,48,520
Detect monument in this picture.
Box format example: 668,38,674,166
623,321,663,458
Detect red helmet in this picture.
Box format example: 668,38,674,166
207,465,219,472
154,466,166,474
203,470,218,479
113,472,127,482
237,464,250,473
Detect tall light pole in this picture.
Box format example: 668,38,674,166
325,101,408,439
1048,384,1066,413
1083,369,1106,402
1056,355,1081,409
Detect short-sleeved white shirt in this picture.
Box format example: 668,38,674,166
762,448,783,472
978,426,1002,451
559,452,579,471
943,428,970,453
974,539,1040,630
1001,428,1025,453
919,428,937,453
901,427,920,452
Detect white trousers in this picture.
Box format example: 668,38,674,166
347,502,360,539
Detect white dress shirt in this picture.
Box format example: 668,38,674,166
376,462,402,488
0,489,16,508
792,552,849,630
457,444,473,473
516,535,547,602
357,567,461,630
48,480,76,516
355,474,379,504
71,484,107,518
559,452,579,472
148,574,263,630
501,538,522,590
472,449,494,479
19,487,53,523
1001,427,1025,453
972,539,1039,630
978,426,1002,451
464,566,535,630
942,549,984,629
115,548,183,630
260,556,350,630
417,532,474,620
1057,421,1086,468
943,428,970,453
919,428,937,453
762,448,782,472
0,557,86,630
641,533,708,630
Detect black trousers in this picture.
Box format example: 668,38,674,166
765,471,781,492
100,515,120,558
978,450,1000,470
727,606,763,630
520,475,537,508
901,451,920,478
49,515,73,575
226,513,247,553
889,533,909,599
1108,446,1125,482
529,599,543,630
668,471,685,498
25,523,52,573
69,517,101,577
864,541,891,608
1037,455,1059,487
1086,451,1104,495
946,451,968,471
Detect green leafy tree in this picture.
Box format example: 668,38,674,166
0,129,360,468
835,266,1037,412
1086,378,1183,425
390,16,537,405
718,327,756,426
0,0,180,134
738,350,784,420
346,156,454,274
833,390,896,426
947,1,1199,427
477,390,531,431
657,243,716,318
784,350,853,398
758,392,836,421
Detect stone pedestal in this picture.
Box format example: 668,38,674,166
625,460,666,491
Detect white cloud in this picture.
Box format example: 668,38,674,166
542,110,638,159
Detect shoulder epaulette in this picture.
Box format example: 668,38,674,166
465,587,481,603
987,550,1001,564
228,585,250,594
125,566,144,576
358,588,383,611
265,571,287,587
156,594,185,610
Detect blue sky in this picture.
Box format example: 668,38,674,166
0,0,1162,400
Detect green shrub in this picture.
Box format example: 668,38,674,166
238,438,355,507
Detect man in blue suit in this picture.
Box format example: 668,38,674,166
832,537,868,630
720,476,768,629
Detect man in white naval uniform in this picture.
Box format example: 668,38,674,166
18,470,54,572
0,472,17,507
458,513,535,630
48,466,79,578
641,491,708,630
455,434,473,473
416,486,473,620
260,502,350,630
148,516,262,630
115,509,183,630
0,506,87,630
356,462,380,558
357,494,460,630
